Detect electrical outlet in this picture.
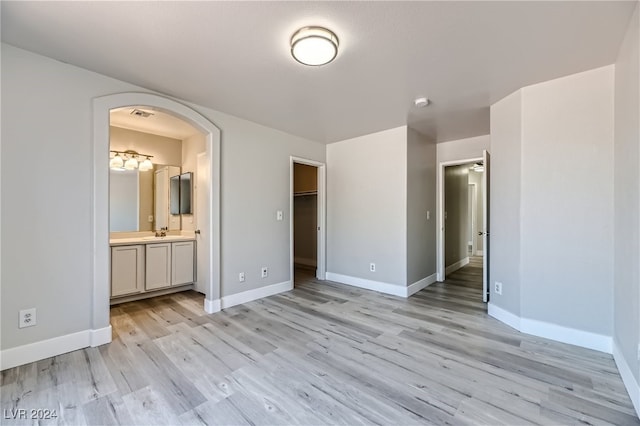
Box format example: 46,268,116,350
261,267,268,278
239,272,245,282
19,308,37,328
148,215,154,223
370,263,376,272
426,211,431,220
494,281,502,295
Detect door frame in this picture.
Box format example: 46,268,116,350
92,92,221,347
437,157,482,282
289,157,326,283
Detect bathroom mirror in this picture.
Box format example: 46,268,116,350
169,172,193,216
109,163,181,233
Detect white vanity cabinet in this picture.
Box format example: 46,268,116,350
111,245,144,297
110,237,196,302
172,241,195,285
146,243,172,290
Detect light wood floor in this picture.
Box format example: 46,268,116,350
2,261,639,425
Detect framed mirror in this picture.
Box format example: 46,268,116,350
169,172,193,216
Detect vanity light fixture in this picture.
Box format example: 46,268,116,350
110,150,154,171
291,26,339,66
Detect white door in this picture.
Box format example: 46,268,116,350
195,152,209,295
482,150,491,302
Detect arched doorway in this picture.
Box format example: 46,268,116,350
91,93,221,346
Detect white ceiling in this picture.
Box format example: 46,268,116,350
1,1,635,144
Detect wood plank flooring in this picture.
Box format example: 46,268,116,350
2,260,639,425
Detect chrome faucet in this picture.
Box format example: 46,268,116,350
155,227,167,237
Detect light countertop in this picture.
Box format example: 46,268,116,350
110,234,196,246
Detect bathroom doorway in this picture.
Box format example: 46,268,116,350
92,93,221,347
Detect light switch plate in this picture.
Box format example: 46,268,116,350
276,210,283,221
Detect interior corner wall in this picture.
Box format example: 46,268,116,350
520,65,614,337
327,126,408,287
490,65,616,344
614,3,640,391
444,164,470,269
406,127,436,285
489,90,523,317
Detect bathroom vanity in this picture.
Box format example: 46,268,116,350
110,234,196,304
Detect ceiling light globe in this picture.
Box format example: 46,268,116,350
139,158,153,171
291,27,339,66
124,157,138,170
110,154,124,169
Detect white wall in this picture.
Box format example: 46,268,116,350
0,43,325,353
614,3,640,403
489,90,523,316
327,126,408,286
406,127,437,285
520,66,614,336
489,66,615,340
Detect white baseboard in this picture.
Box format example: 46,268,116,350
204,298,221,314
445,257,469,275
90,326,112,347
488,302,521,330
326,272,407,297
613,341,640,418
1,329,96,370
407,273,438,297
294,257,317,267
488,302,612,353
476,250,484,256
221,281,292,309
520,317,611,354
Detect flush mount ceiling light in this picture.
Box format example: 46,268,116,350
291,26,339,66
110,150,154,171
414,97,430,108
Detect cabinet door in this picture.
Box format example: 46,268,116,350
172,241,195,286
146,243,172,290
111,245,144,297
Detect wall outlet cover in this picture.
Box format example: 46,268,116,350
369,263,376,272
261,267,268,278
239,272,245,282
494,281,502,295
19,308,37,328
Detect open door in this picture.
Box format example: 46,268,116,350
195,152,209,294
482,150,491,302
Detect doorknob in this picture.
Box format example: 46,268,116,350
478,231,484,236
195,229,201,234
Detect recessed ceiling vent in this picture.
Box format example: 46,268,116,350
130,109,154,118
